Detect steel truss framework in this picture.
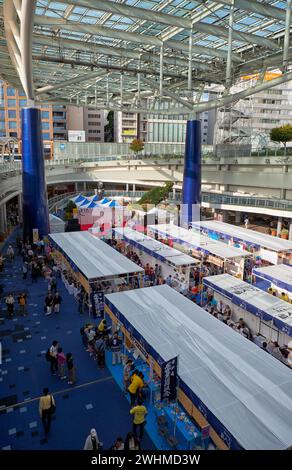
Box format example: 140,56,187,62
0,0,291,115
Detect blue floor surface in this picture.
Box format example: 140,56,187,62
0,230,155,450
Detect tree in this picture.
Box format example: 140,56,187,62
270,125,292,155
138,182,173,206
130,138,144,156
64,200,77,221
104,111,114,142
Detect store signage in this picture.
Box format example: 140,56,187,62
68,130,86,142
161,356,177,402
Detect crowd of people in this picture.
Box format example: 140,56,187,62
267,286,292,303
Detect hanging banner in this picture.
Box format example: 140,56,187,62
32,228,39,243
160,356,178,402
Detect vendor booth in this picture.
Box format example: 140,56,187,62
114,227,198,291
148,224,250,279
105,285,292,450
253,264,292,298
49,231,144,316
203,273,292,351
191,220,292,265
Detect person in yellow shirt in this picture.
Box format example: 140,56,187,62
280,292,289,302
39,387,55,435
18,294,27,316
130,399,147,440
98,319,107,333
128,371,144,407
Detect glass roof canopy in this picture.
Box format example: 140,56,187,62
0,0,291,115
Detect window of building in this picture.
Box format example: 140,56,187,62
9,132,17,137
41,111,50,119
88,114,101,118
19,99,27,107
9,121,17,129
88,129,101,134
42,122,50,130
88,137,101,142
8,110,16,118
19,89,26,97
7,99,16,107
88,121,101,126
7,87,15,96
42,132,50,140
0,110,5,119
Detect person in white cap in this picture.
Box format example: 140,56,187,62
287,340,292,368
83,428,102,450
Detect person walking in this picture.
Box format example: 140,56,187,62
39,388,56,435
49,340,59,375
18,293,27,316
50,276,57,295
66,352,76,385
57,347,66,380
83,428,102,450
22,261,28,280
6,293,15,318
95,334,105,369
45,293,54,316
53,292,62,314
6,245,15,261
110,332,122,365
31,262,38,283
130,399,147,440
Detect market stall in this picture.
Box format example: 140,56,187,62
253,264,292,297
148,224,251,279
49,231,144,316
191,220,292,265
114,227,198,291
203,273,292,348
104,285,292,450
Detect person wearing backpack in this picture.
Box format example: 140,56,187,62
39,387,56,435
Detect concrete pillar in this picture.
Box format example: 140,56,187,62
75,182,78,192
172,186,176,199
235,211,241,224
215,184,220,191
289,221,292,241
280,188,287,199
277,217,282,236
181,120,201,226
22,107,49,241
0,204,7,233
132,184,136,192
222,211,229,223
126,183,129,192
83,181,87,192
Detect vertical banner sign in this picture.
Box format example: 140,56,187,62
161,356,178,402
33,228,39,243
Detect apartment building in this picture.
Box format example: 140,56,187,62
67,106,105,142
0,80,67,159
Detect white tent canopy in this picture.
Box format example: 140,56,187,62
148,224,250,260
253,264,292,293
192,220,292,253
49,214,65,234
105,285,292,450
49,231,144,282
114,227,198,267
203,273,292,337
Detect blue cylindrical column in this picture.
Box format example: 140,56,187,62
22,107,49,241
181,119,201,227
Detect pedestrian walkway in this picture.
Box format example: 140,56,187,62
0,230,155,450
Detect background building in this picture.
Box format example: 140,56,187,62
114,93,216,145
67,106,105,143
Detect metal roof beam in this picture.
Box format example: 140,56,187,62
210,0,286,22
47,0,278,49
34,15,238,61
